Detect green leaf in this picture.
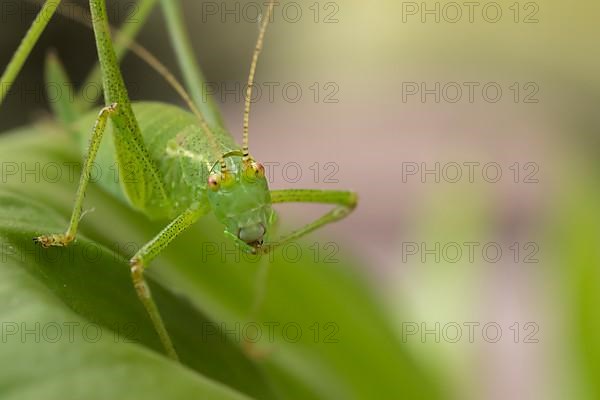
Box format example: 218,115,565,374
0,122,439,399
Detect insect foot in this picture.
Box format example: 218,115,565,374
33,233,74,248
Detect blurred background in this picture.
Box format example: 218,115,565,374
1,0,599,399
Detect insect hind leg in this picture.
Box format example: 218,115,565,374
129,205,208,360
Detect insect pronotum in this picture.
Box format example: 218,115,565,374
2,0,357,360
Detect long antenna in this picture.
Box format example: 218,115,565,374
124,40,221,152
242,0,275,161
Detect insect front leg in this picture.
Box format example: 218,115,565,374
34,103,118,248
129,204,209,360
260,189,358,254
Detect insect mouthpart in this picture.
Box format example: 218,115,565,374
238,223,266,247
248,239,264,249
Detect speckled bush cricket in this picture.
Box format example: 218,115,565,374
0,0,357,360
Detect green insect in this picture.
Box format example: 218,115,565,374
1,0,356,361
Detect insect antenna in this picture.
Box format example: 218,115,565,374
242,0,276,162
122,41,219,149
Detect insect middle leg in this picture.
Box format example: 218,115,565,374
129,204,209,360
241,190,356,358
34,103,118,248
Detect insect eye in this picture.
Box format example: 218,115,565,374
207,173,221,191
243,162,265,181
255,163,265,178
